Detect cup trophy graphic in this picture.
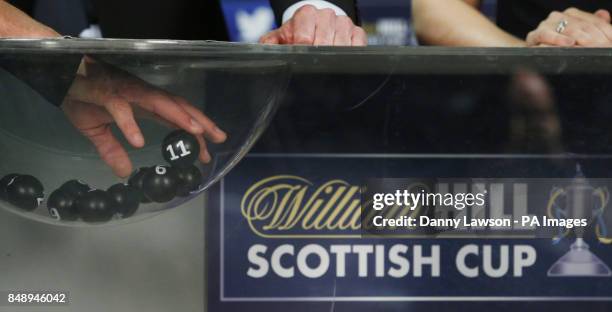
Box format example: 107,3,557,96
547,165,612,277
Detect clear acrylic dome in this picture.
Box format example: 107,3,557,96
0,39,290,226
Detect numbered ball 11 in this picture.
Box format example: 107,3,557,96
143,165,179,203
6,175,44,211
162,130,200,167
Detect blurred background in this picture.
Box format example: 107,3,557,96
222,0,496,45
14,0,498,45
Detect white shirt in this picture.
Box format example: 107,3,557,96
281,0,349,24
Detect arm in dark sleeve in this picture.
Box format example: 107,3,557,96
0,53,82,106
0,2,81,106
269,0,359,26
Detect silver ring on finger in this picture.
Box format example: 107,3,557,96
556,19,569,34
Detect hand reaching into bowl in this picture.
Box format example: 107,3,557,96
62,57,227,177
1,1,227,177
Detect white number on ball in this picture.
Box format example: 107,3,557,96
49,208,60,220
155,166,167,175
166,140,191,161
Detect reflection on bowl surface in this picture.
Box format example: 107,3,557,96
0,44,289,226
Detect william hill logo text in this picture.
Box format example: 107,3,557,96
239,176,541,279
239,175,550,238
241,175,362,238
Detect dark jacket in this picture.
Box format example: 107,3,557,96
2,0,359,106
269,0,360,26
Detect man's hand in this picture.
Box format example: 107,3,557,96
526,8,612,47
0,1,227,178
62,58,227,178
259,5,367,46
0,1,58,38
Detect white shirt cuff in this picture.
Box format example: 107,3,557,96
281,0,348,24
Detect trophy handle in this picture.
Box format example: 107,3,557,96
593,187,612,244
547,186,567,244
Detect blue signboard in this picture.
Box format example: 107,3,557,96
207,154,612,310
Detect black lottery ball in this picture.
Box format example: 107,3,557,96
128,167,152,203
6,175,44,211
76,190,114,223
107,183,140,218
176,166,202,197
0,174,20,201
162,130,200,168
60,180,92,198
143,165,179,203
47,189,78,221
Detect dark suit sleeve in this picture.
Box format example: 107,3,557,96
0,53,82,106
3,1,81,106
269,0,359,26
